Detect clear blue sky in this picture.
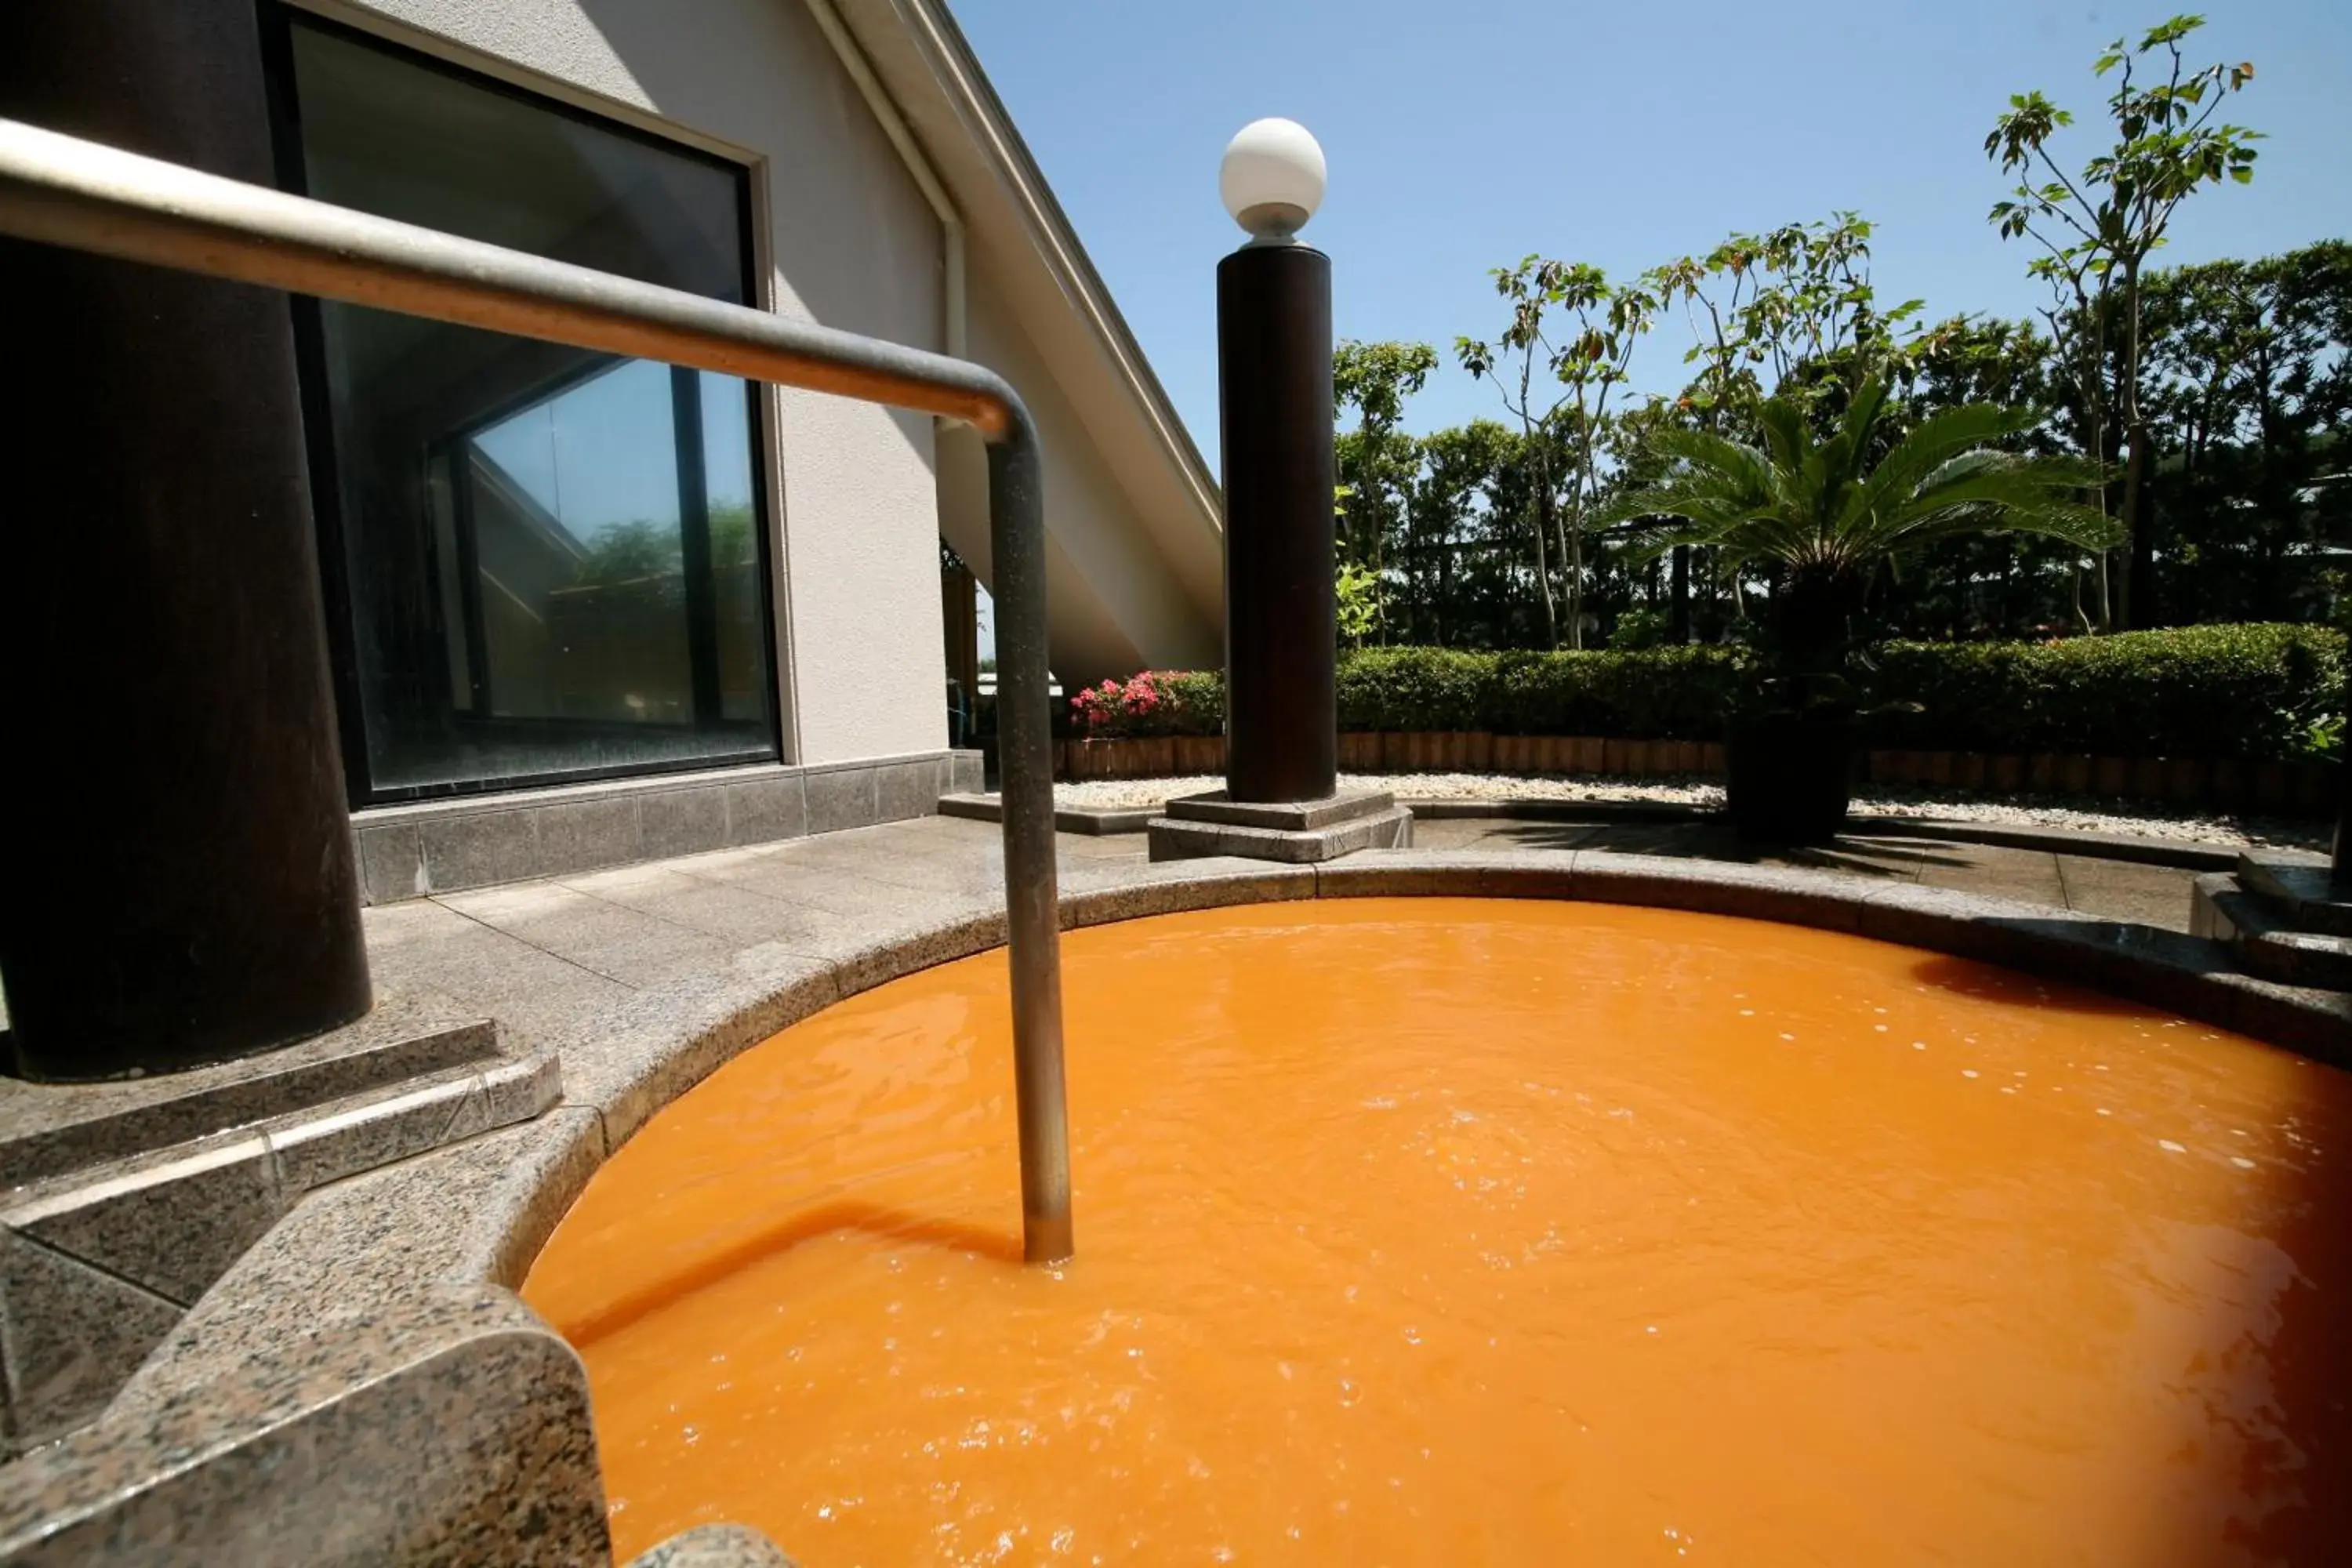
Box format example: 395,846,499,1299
953,0,2351,455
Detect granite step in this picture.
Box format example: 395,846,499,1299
2189,869,2352,991
0,993,501,1190
2236,854,2352,938
0,1025,561,1454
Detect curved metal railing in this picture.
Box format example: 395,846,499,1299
0,116,1075,1264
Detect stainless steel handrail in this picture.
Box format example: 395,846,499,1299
0,117,1076,1265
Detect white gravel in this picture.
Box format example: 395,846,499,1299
1050,772,2325,852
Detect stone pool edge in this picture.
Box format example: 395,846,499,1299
5,848,2344,1563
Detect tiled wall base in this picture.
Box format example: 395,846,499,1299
351,751,985,904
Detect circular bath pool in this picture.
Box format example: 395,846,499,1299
524,898,2352,1565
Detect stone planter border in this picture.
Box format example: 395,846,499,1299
1058,734,2333,814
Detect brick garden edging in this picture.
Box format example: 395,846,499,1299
1057,733,2336,814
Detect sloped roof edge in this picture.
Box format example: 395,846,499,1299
851,0,1224,535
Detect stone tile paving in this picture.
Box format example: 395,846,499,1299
1406,817,2198,932
382,813,2198,1008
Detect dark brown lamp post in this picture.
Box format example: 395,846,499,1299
1147,120,1414,862
1217,118,1337,804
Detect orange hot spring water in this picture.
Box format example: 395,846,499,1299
524,898,2352,1565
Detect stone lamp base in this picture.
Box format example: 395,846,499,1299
1145,789,1413,864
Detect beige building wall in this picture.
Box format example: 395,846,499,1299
314,0,1221,764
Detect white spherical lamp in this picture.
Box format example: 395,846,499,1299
1219,118,1326,244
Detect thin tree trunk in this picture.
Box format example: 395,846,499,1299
2114,256,2149,632
1527,435,1559,649
2125,422,2156,626
1669,545,1691,641
1531,485,1558,649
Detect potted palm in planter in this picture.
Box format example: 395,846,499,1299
1598,378,2114,840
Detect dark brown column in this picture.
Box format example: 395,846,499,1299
0,0,371,1080
1217,242,1337,804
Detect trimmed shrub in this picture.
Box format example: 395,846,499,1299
1864,623,2343,760
1069,624,2343,760
1476,647,1748,739
1335,647,1496,732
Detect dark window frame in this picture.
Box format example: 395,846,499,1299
260,3,783,806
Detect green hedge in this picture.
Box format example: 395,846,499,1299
1072,624,2343,760
1864,623,2343,760
1334,645,1744,738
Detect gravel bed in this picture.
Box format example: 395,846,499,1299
1050,773,2325,852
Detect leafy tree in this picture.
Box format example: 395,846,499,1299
2139,241,2352,622
1987,12,2261,627
1549,277,1657,650
1335,560,1384,648
1334,339,1438,598
1458,259,1650,648
1403,419,1526,648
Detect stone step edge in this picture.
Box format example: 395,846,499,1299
0,1050,563,1457
0,1011,503,1192
4,1051,563,1229
2188,872,2352,992
2236,854,2352,936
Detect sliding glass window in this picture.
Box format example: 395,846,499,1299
272,12,777,800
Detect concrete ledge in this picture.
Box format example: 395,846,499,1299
938,793,1153,835
1163,789,1396,832
1147,806,1413,864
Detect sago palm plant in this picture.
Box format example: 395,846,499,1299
1598,377,2115,837
1599,377,2116,675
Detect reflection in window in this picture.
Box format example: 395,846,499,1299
279,13,775,797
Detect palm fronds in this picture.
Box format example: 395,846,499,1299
1595,379,2118,579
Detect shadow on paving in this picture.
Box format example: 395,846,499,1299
1475,819,1975,879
